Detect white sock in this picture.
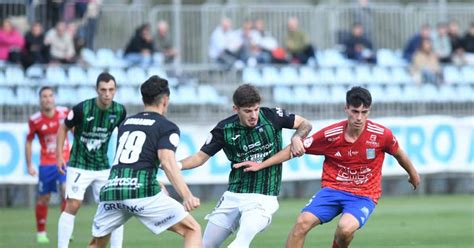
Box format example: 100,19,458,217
110,225,124,248
203,222,232,248
228,211,269,248
58,212,75,248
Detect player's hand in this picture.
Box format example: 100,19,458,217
408,173,421,190
27,166,37,176
233,161,262,172
290,137,305,157
183,196,200,211
57,158,66,175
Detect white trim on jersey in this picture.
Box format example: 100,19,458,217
324,126,343,137
367,123,384,135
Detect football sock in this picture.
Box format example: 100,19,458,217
332,239,339,248
110,225,124,248
35,203,48,233
228,210,269,248
58,212,75,248
202,222,232,248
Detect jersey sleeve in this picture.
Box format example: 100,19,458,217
263,107,295,129
26,119,36,141
157,122,180,152
303,129,327,155
64,103,83,129
200,125,225,157
383,128,399,155
119,105,127,125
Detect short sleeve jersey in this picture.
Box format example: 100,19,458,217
303,120,399,203
100,112,180,201
27,106,70,165
65,98,126,171
201,107,295,196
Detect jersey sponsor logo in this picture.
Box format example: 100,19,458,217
154,214,175,227
103,203,144,213
336,164,373,185
243,141,261,152
231,134,240,141
81,137,106,151
328,136,340,142
334,151,342,157
205,133,213,145
169,133,180,147
123,118,156,126
86,116,95,122
103,176,143,189
303,137,313,148
366,148,375,159
370,134,377,141
348,149,359,156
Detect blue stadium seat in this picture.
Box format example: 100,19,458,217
273,86,294,104
153,52,165,66
117,86,140,105
402,85,423,102
279,66,299,85
177,85,198,104
456,85,474,102
299,66,319,84
261,67,280,86
5,66,25,86
318,67,336,84
384,85,404,102
334,67,353,85
127,67,147,86
16,86,37,104
0,71,5,85
46,66,68,85
87,68,103,86
376,49,407,67
319,49,353,67
0,87,17,105
68,66,88,85
391,67,413,84
354,66,375,84
372,66,392,85
56,87,77,105
419,84,439,102
329,85,347,103
293,86,313,103
26,65,44,79
443,65,462,84
367,85,385,103
97,48,124,68
438,85,459,102
461,66,474,84
78,86,96,101
81,48,98,67
310,86,331,104
108,68,128,85
197,85,225,104
147,67,168,79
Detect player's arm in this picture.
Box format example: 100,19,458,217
179,151,211,170
290,115,312,157
25,138,36,176
234,145,293,172
393,147,420,190
56,122,70,175
159,149,200,211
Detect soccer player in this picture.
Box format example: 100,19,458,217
25,86,70,244
179,84,312,248
234,86,421,248
88,75,201,248
56,72,127,248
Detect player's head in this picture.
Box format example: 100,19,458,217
96,72,117,107
345,86,372,131
141,75,170,113
232,84,261,128
39,86,55,112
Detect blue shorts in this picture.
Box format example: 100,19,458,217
38,165,66,195
302,187,376,229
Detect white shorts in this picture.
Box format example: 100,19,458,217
65,167,110,202
92,192,188,237
205,191,279,232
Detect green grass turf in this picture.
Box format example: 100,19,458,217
0,195,472,247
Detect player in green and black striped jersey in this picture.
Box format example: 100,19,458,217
56,72,126,248
89,75,201,248
179,84,313,248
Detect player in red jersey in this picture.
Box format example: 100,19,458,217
234,86,420,248
25,86,70,244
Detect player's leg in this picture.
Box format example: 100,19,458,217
57,167,67,212
88,234,111,248
58,167,94,248
89,201,130,248
202,222,232,248
35,165,58,243
93,169,124,248
168,215,202,248
286,188,342,248
333,214,359,248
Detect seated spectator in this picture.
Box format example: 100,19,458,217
44,21,76,64
67,22,85,61
431,22,452,63
155,20,178,64
251,19,276,64
124,23,154,67
411,38,442,85
403,24,431,62
0,18,24,64
22,22,49,68
208,17,241,68
462,22,474,65
284,17,315,64
448,20,465,65
343,22,376,64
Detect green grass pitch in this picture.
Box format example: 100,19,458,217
1,195,472,247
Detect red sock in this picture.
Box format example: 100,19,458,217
35,203,48,232
60,199,67,212
332,239,339,248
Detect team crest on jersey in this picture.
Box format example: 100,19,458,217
72,186,79,193
303,137,313,148
109,114,117,123
366,148,375,159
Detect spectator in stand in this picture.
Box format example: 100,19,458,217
353,0,374,41
448,20,466,65
431,22,452,63
411,38,442,85
208,17,241,68
344,22,376,64
80,0,102,49
462,22,474,65
124,23,154,67
0,18,24,64
155,20,178,64
252,18,277,64
284,17,315,64
403,24,431,62
66,22,85,61
44,21,75,64
23,22,49,68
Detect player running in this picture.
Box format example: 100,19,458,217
235,86,420,248
179,84,312,248
25,86,70,244
56,72,127,248
88,75,201,248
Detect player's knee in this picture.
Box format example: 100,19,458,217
293,216,315,236
37,194,51,204
336,224,356,239
65,199,81,214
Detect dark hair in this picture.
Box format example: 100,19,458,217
96,72,116,88
39,86,54,97
346,86,372,108
232,84,261,107
141,75,170,106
